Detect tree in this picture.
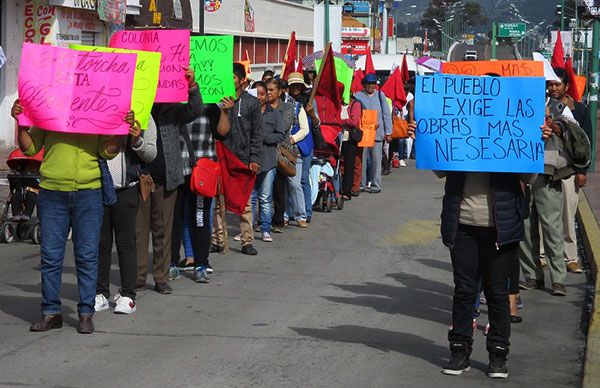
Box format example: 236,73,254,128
420,0,488,49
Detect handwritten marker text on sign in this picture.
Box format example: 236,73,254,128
109,29,190,103
18,43,136,135
414,74,546,173
190,35,236,104
70,44,161,130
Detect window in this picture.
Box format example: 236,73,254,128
254,38,266,64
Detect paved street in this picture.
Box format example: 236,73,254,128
0,162,588,387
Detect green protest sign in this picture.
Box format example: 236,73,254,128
70,44,161,129
315,56,353,104
190,36,236,104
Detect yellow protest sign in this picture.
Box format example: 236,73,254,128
70,44,161,129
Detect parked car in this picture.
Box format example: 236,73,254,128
464,50,478,61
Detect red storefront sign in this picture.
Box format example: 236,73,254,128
341,40,369,55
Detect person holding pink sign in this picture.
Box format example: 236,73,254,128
135,68,203,295
11,99,135,335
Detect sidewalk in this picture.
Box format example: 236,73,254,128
579,115,600,388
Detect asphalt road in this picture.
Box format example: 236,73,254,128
0,162,588,387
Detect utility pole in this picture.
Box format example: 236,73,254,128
198,0,204,35
324,0,330,43
491,22,497,60
561,0,565,31
589,18,599,171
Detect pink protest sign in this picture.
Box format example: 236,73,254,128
18,43,136,135
109,29,190,103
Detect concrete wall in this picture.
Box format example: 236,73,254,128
203,0,313,41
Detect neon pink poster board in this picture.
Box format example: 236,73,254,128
109,29,190,103
18,43,136,135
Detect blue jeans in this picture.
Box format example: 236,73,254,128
285,156,306,222
38,189,104,315
362,142,383,190
301,152,313,218
251,168,276,233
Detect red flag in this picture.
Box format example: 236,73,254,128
380,66,407,110
282,31,297,80
315,47,342,108
351,68,365,94
313,46,343,126
365,47,375,75
401,54,410,82
565,58,581,102
551,30,565,69
296,56,304,73
216,142,256,216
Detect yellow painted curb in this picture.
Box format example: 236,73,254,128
579,190,600,388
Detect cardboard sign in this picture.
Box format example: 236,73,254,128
189,35,236,104
18,43,136,135
415,74,546,173
109,29,190,103
442,60,544,77
71,44,160,129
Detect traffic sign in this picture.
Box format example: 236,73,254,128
497,23,526,38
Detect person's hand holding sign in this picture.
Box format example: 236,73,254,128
407,121,417,139
216,97,235,137
249,162,260,173
184,68,198,90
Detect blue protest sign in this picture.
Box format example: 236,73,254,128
415,74,546,173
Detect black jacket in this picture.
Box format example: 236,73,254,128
213,91,264,165
441,172,527,249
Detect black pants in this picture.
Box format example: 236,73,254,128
272,171,288,227
341,140,357,195
10,188,37,217
449,224,512,349
171,178,212,267
509,249,520,295
97,186,139,299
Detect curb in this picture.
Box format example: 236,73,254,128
579,190,600,388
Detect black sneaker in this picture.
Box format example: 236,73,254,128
155,282,172,294
487,345,509,379
442,342,471,375
210,244,224,253
241,244,258,256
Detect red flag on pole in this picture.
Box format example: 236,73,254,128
564,57,581,102
351,68,365,94
365,47,375,75
380,66,407,110
296,56,304,74
315,45,342,109
216,142,256,216
282,31,297,80
551,30,565,69
401,54,410,82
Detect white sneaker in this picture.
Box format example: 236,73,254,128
113,294,136,314
262,232,273,242
233,233,241,241
94,294,109,312
399,159,406,167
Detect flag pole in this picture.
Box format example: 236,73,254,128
280,31,295,78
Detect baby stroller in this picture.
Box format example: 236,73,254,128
311,124,344,212
1,148,43,244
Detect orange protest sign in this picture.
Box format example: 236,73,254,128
358,109,377,148
235,60,252,80
574,75,586,102
442,60,544,77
